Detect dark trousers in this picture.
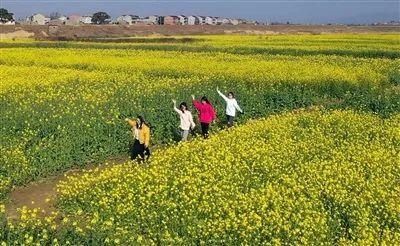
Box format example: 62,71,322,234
130,140,151,162
200,122,210,139
144,146,151,160
226,115,235,127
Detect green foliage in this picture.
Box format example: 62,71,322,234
0,8,13,23
91,12,110,25
2,111,399,244
0,34,399,200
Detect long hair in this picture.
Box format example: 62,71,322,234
136,115,145,129
139,115,152,132
228,92,235,98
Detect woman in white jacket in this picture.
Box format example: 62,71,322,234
217,87,243,127
172,99,196,141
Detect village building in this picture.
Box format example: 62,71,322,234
22,11,249,26
116,15,140,25
66,15,81,25
237,19,247,24
58,16,68,22
229,19,240,25
215,17,229,25
134,17,155,25
0,13,15,25
187,16,199,25
80,16,93,24
148,15,163,25
0,20,15,25
248,20,258,25
205,16,217,25
27,13,50,25
178,15,188,25
164,15,180,25
48,15,67,25
197,16,206,25
223,18,232,25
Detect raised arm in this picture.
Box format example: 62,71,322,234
217,88,228,102
172,100,182,115
192,99,202,110
125,118,136,128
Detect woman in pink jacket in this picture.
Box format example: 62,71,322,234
192,95,216,139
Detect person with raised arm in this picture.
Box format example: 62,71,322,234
192,95,216,139
216,87,243,128
172,99,196,142
125,116,151,162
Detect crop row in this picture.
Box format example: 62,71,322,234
1,110,399,244
0,35,399,199
1,34,399,58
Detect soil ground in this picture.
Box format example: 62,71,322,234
1,24,399,40
5,156,128,220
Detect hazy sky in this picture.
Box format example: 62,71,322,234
1,0,399,24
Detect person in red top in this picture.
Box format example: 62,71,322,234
192,95,216,139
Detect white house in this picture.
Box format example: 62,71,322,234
164,16,180,25
27,13,50,25
205,16,217,25
0,20,15,25
58,16,67,22
197,16,206,25
215,17,230,25
48,15,67,25
247,20,258,25
177,15,187,25
134,17,155,25
230,19,240,25
147,15,162,25
80,16,92,24
66,15,81,25
237,19,247,24
116,15,139,25
187,16,199,25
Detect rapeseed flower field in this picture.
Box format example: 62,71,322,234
2,110,399,244
0,34,399,244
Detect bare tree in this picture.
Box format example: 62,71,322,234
50,12,61,20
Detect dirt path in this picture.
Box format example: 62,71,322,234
5,156,128,220
4,106,337,220
3,108,325,220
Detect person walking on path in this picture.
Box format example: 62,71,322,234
192,95,216,139
216,87,243,128
125,116,151,162
172,99,196,141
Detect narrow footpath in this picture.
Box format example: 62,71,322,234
5,156,128,219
